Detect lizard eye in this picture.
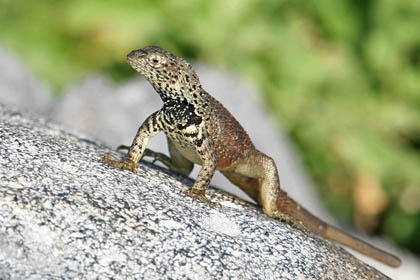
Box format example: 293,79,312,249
148,55,166,68
149,55,161,66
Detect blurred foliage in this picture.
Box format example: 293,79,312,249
1,0,420,254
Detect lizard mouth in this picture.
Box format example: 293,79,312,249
126,50,147,73
126,49,147,64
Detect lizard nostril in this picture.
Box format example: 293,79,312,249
127,50,146,60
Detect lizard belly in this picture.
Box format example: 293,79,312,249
173,141,203,164
167,133,203,165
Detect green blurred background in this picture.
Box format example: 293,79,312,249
1,0,420,255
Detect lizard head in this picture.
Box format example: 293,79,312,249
127,46,202,103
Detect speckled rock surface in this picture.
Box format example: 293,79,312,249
0,104,389,279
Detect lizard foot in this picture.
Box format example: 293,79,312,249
99,154,138,174
181,189,221,208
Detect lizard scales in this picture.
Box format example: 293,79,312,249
101,46,401,268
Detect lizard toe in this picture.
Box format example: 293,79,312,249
181,189,221,208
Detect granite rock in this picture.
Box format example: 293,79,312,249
0,104,389,279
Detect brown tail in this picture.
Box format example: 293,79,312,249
276,192,401,267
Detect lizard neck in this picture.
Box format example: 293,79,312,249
161,97,203,129
156,85,211,116
158,90,214,133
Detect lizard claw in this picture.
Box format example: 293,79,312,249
100,154,138,174
181,188,221,208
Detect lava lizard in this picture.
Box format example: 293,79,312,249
100,45,401,267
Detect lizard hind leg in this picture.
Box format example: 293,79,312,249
229,152,401,267
237,152,402,267
232,152,284,216
221,170,296,225
221,152,292,220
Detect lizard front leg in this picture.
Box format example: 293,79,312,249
182,134,220,207
100,111,163,173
